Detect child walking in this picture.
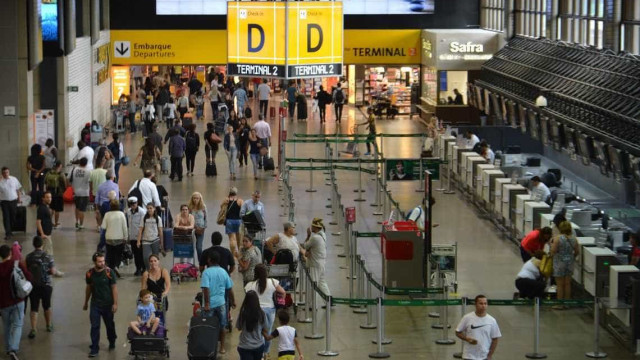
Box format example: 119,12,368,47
267,310,303,360
129,289,160,335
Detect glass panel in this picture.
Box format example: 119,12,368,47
597,20,603,48
589,0,596,16
589,19,596,45
597,0,604,17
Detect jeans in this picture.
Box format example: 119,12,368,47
131,240,145,272
155,104,164,124
89,304,117,353
142,240,160,270
228,148,238,175
114,160,122,183
185,151,197,173
334,103,344,122
0,199,17,236
195,232,204,266
210,101,219,120
319,104,326,122
259,100,268,117
105,242,124,269
262,306,276,353
1,301,25,353
366,134,377,154
237,344,265,360
288,101,296,118
129,114,136,132
30,172,44,205
238,142,248,165
170,156,184,180
250,153,260,176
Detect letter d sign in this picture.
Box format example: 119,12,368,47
307,24,323,53
248,24,265,53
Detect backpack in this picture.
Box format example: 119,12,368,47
44,171,62,195
128,180,143,205
334,89,345,104
11,261,33,299
244,107,252,119
28,253,48,287
273,249,296,273
186,131,198,151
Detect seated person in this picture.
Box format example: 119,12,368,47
130,289,160,336
265,222,300,263
530,176,551,203
515,250,547,299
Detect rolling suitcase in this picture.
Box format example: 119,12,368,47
263,157,275,171
13,205,27,233
206,162,217,177
269,106,276,119
161,156,170,174
187,314,220,360
162,210,173,251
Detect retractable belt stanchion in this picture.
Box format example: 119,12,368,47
332,192,343,236
305,278,324,340
360,272,377,329
298,267,312,323
338,216,350,259
416,158,425,192
453,297,467,358
353,256,367,313
586,297,607,358
318,294,339,357
435,161,446,192
368,296,390,359
435,284,456,345
306,158,317,192
372,286,392,345
525,297,547,359
355,158,366,201
296,257,306,307
444,159,455,195
429,265,441,319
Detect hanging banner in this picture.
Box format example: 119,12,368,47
31,110,55,146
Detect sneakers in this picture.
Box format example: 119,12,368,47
364,152,371,156
46,325,54,332
53,270,64,277
109,342,116,350
28,329,36,339
88,351,98,358
8,351,19,360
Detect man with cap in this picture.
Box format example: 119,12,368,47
125,196,147,275
300,218,331,305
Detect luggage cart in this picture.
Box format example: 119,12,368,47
128,295,170,359
267,262,297,314
170,230,197,283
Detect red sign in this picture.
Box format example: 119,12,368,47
345,207,356,224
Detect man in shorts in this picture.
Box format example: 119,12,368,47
69,158,91,230
456,294,501,360
26,235,59,339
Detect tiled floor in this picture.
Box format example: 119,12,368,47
1,97,636,359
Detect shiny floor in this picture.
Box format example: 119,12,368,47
1,98,636,359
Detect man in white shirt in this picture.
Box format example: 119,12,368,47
253,114,272,148
456,294,501,360
257,79,271,118
0,167,22,240
129,170,161,208
69,158,91,230
72,141,95,171
530,176,551,203
464,131,480,150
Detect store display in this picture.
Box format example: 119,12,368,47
363,66,418,116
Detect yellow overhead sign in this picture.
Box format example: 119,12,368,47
110,30,227,65
344,30,421,64
226,1,343,78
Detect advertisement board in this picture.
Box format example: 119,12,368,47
156,0,433,15
111,66,130,105
385,158,441,181
344,30,421,64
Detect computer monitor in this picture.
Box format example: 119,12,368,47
539,116,550,146
593,141,609,176
527,109,539,140
576,132,592,166
518,104,527,134
550,119,561,151
507,100,517,128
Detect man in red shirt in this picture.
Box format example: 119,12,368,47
519,227,552,262
0,244,32,360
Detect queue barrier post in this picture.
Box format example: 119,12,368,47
453,297,467,358
372,286,392,345
429,266,441,319
435,284,456,345
353,257,367,313
318,295,339,357
338,216,349,259
298,268,312,323
525,297,547,359
444,159,455,195
296,257,306,307
355,158,366,201
324,140,331,177
361,272,377,329
332,191,343,236
368,297,391,359
416,157,425,192
305,279,324,340
306,159,317,193
585,297,607,359
435,160,446,192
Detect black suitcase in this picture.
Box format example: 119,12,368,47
130,335,167,356
13,205,26,232
263,157,275,171
188,314,220,360
242,211,265,233
206,162,217,177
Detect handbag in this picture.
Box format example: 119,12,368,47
194,226,205,235
540,254,553,278
210,132,222,144
63,185,74,203
217,200,233,225
272,279,286,309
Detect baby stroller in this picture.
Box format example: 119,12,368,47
128,295,170,359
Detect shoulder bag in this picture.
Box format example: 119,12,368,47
217,200,234,225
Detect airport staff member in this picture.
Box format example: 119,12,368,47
456,294,501,360
530,176,551,203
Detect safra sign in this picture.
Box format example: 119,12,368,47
439,40,492,61
449,41,484,53
227,1,343,79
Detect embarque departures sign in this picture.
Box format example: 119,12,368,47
227,1,343,79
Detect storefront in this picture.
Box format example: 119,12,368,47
420,29,499,123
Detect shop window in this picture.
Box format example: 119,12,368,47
481,0,505,32
437,71,468,106
359,66,419,115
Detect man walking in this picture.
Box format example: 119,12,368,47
200,231,235,274
36,191,62,279
332,83,345,123
26,235,59,339
316,85,331,124
168,129,186,181
126,197,147,275
0,244,32,360
69,158,91,230
0,167,22,240
300,218,331,305
257,79,271,118
128,170,161,209
286,81,297,120
456,294,501,360
84,252,118,358
201,252,236,353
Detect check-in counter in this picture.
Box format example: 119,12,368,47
465,156,486,190
473,164,494,197
494,178,512,218
523,201,550,235
583,247,618,297
609,265,640,327
481,169,504,204
502,184,528,223
573,237,596,284
514,194,534,235
459,151,479,186
439,136,456,161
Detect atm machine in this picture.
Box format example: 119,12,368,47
514,194,534,236
502,184,529,225
583,247,619,297
473,164,495,197
494,178,512,218
609,266,640,327
465,156,486,191
481,169,505,205
523,201,551,234
573,237,597,285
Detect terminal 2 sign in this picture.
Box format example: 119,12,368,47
227,2,343,79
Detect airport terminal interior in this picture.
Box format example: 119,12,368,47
1,0,640,359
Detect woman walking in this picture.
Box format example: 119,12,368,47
185,123,200,176
248,129,261,180
134,138,162,175
141,254,171,321
204,123,221,176
43,138,58,173
137,203,165,270
220,187,244,256
236,290,269,360
244,264,286,358
550,221,580,309
43,161,66,228
224,124,239,180
26,143,46,205
238,234,262,286
188,192,207,266
101,199,128,278
237,118,250,167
